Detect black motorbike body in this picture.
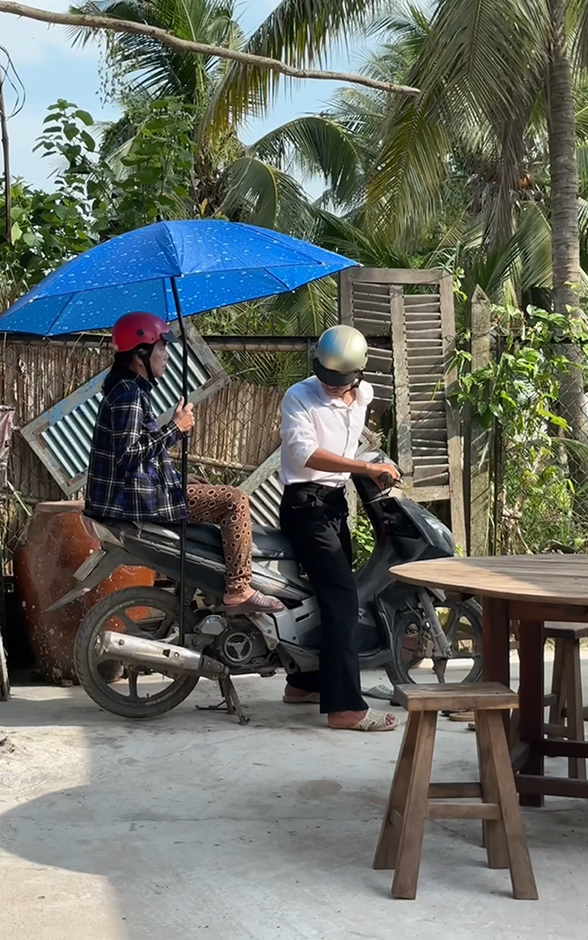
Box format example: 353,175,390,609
56,451,466,674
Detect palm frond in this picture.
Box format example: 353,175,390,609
251,115,362,207
571,0,588,72
576,104,588,140
70,0,243,103
205,0,383,133
270,277,338,335
577,196,588,273
221,156,313,234
365,0,433,63
577,139,588,191
514,201,552,294
313,211,415,268
370,0,548,240
368,93,452,242
417,0,548,127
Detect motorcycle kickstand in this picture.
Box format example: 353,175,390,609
432,657,449,683
219,675,249,725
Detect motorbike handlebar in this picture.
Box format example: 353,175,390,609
378,472,395,489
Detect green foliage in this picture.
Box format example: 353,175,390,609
454,305,572,431
0,180,93,309
34,98,216,237
1,97,220,311
351,509,375,571
455,305,588,553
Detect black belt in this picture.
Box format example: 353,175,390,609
283,482,346,498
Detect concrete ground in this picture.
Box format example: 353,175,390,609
1,666,587,940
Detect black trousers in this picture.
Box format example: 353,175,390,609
280,483,367,715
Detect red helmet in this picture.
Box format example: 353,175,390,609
112,312,176,353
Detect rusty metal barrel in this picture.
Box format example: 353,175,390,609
13,502,154,685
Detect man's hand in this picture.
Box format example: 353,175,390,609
173,397,195,434
365,462,402,487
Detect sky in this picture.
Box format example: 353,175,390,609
1,0,363,193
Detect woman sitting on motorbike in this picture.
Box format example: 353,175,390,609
85,311,283,616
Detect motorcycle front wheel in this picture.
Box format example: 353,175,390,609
386,596,483,687
74,586,199,720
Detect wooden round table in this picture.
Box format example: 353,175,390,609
390,555,588,806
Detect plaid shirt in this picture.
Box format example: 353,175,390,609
85,370,186,523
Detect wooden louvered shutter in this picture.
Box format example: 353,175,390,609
339,268,466,549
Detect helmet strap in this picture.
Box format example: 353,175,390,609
137,345,157,386
350,370,364,391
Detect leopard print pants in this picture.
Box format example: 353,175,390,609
186,483,252,595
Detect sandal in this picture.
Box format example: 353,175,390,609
362,684,396,702
225,591,284,616
283,691,320,705
331,707,399,732
447,711,474,723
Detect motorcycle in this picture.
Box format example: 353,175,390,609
49,451,482,720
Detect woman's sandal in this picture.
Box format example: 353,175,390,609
330,707,399,732
225,590,284,616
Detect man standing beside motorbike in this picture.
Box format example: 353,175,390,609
86,311,283,616
280,325,401,731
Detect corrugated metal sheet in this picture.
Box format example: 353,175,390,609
20,328,228,496
241,429,381,529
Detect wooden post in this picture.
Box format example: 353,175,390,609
468,286,492,555
391,285,414,482
440,273,467,552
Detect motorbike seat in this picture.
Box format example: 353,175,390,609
187,522,296,560
84,513,296,561
129,519,296,560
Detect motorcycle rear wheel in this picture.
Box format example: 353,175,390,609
74,586,199,720
386,596,483,687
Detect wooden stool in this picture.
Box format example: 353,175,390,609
373,683,538,901
544,622,587,780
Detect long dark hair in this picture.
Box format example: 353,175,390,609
103,350,141,394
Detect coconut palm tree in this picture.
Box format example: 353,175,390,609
363,1,588,483
251,4,554,307
70,0,382,231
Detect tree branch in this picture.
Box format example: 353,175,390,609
0,1,420,98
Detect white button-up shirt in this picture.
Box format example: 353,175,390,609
279,376,374,487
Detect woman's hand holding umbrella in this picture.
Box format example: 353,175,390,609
172,398,195,434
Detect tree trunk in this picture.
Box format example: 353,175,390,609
547,0,588,508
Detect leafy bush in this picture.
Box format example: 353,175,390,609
455,304,588,553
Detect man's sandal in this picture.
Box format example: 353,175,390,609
331,708,399,732
447,710,474,723
283,691,320,704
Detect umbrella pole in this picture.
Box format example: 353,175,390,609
169,279,248,725
171,278,188,644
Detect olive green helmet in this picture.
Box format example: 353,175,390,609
313,325,368,386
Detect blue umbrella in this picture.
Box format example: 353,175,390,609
1,219,358,641
0,219,357,335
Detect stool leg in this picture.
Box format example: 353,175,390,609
475,712,488,850
476,710,509,869
486,711,538,900
563,640,587,781
373,712,421,871
548,638,566,734
392,711,437,900
509,709,520,751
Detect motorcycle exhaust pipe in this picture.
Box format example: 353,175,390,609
98,631,229,680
